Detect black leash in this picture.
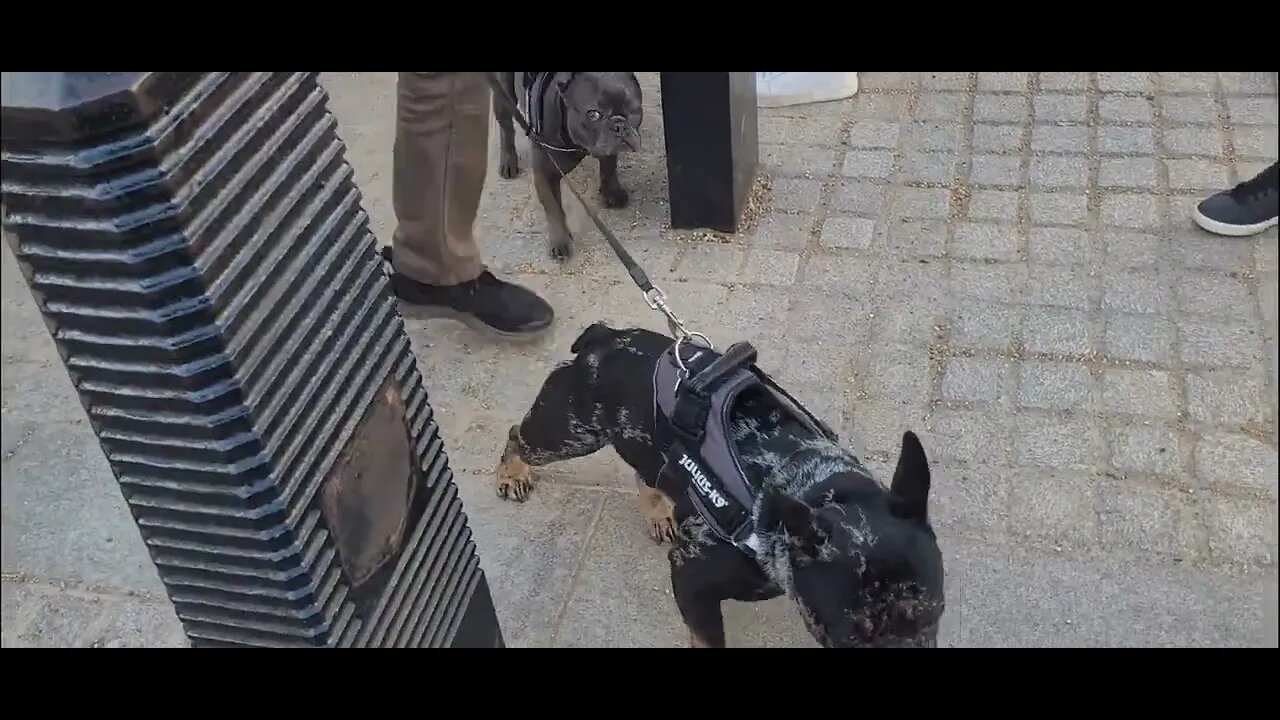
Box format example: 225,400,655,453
483,72,706,347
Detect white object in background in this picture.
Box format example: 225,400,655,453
755,72,860,108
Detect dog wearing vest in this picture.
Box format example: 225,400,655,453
492,72,644,262
496,323,946,648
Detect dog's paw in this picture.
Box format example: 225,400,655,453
638,486,678,544
549,233,575,262
647,515,677,544
499,150,520,179
497,453,534,502
601,184,630,209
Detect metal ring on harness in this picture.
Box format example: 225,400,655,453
672,332,714,392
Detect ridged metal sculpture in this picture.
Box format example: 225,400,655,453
0,72,504,648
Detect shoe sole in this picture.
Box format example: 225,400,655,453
1192,207,1279,237
407,303,554,343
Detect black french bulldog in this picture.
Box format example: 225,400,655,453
496,323,946,648
493,72,643,262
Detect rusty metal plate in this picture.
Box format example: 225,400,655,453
322,377,415,588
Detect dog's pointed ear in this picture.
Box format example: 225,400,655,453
766,488,827,558
889,430,931,523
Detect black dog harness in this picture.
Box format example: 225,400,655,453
650,340,839,554
523,71,580,152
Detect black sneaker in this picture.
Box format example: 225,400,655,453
379,247,554,340
1192,161,1278,237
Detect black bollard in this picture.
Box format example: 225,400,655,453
659,72,759,233
0,72,505,648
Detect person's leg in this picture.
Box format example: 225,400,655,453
388,71,554,338
1191,160,1278,237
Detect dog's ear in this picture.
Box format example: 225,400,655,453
767,489,829,558
888,430,931,522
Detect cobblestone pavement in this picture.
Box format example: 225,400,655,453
2,72,1277,647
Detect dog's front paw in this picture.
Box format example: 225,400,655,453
638,485,678,544
499,149,520,179
549,231,574,262
497,428,534,502
601,183,630,209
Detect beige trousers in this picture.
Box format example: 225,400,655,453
390,72,489,286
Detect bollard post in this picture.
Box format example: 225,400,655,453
0,72,505,648
659,72,759,233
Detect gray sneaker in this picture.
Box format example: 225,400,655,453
1191,161,1278,237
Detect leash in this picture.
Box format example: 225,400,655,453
483,71,711,357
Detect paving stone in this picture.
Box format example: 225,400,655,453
11,591,112,647
1099,158,1161,189
972,124,1025,153
1104,314,1176,365
862,343,935,403
1110,422,1187,478
1100,95,1155,124
919,72,971,91
897,150,959,185
1226,96,1279,126
1218,72,1278,95
951,302,1019,351
1233,125,1280,159
1159,95,1220,124
1006,469,1099,549
1177,271,1255,320
1100,193,1165,230
1204,497,1277,567
1024,264,1095,309
1029,155,1089,189
1029,192,1089,226
840,149,895,179
1173,227,1262,272
1038,72,1089,91
915,93,969,122
925,408,1011,468
1018,361,1093,410
1031,125,1089,154
760,115,841,145
1166,159,1232,192
1,581,37,647
1097,479,1202,560
1102,268,1173,315
859,72,913,90
745,212,814,250
740,249,800,286
92,597,188,648
941,357,1009,404
968,189,1021,222
928,465,1011,535
719,287,791,344
785,288,874,346
1028,227,1090,265
1097,72,1151,93
769,176,824,214
1162,126,1226,156
1186,370,1269,426
1156,72,1217,93
1195,432,1278,500
951,262,1028,303
760,143,840,178
0,360,89,425
974,94,1027,123
671,244,745,282
849,94,910,121
1098,125,1157,155
970,155,1023,186
801,254,879,293
952,222,1019,261
1102,368,1181,419
977,72,1031,92
877,218,948,257
1021,306,1093,356
1016,415,1098,471
1034,93,1089,124
1179,321,1263,368
891,186,952,220
845,120,901,149
1103,230,1167,269
819,215,875,250
832,179,888,216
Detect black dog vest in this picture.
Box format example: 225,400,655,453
650,340,839,554
523,71,579,151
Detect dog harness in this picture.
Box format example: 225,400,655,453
650,340,839,554
523,71,580,152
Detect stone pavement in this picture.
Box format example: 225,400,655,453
2,72,1277,648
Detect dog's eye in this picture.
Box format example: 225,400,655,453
586,109,602,121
